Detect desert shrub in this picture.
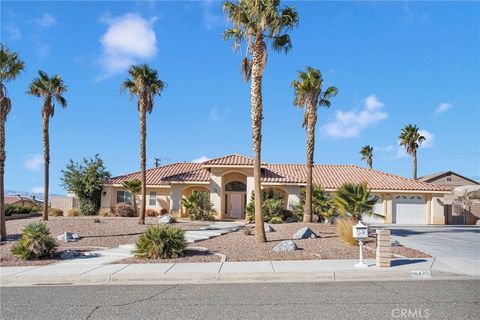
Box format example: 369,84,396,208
294,185,333,222
246,189,285,223
98,208,113,217
333,182,379,222
78,198,99,216
146,209,159,217
11,221,57,260
5,204,35,216
269,216,283,224
336,218,357,246
115,203,136,217
160,208,169,215
65,209,80,217
181,191,215,221
135,225,187,259
48,208,64,217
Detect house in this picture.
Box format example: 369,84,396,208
101,154,452,225
5,195,42,208
419,171,480,225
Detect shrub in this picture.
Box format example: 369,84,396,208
160,208,169,215
65,209,80,217
246,189,285,223
48,208,64,217
269,216,283,224
333,182,379,222
336,218,357,246
115,203,136,217
98,208,114,217
11,221,57,260
294,185,333,222
135,226,187,259
181,191,215,221
146,209,159,217
78,198,99,216
5,204,35,216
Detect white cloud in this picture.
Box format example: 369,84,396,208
5,25,21,40
434,102,453,115
320,94,388,139
202,0,222,30
24,154,43,171
36,13,57,27
192,156,210,163
31,186,44,193
419,130,434,148
374,145,395,152
98,14,158,78
377,130,434,159
208,107,229,123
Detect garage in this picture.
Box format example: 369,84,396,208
393,195,426,224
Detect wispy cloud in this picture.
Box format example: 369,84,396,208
24,154,43,171
35,13,57,27
202,0,223,30
208,107,229,123
192,156,210,163
98,13,158,79
434,102,453,115
34,40,49,58
320,94,388,139
377,129,435,159
5,25,21,40
31,186,44,193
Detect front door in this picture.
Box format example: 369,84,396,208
229,193,243,218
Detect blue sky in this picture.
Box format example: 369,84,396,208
2,0,479,194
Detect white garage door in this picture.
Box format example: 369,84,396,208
362,201,385,224
393,195,426,224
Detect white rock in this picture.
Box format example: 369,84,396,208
159,215,174,224
264,224,275,233
292,227,318,240
57,231,80,243
274,240,297,252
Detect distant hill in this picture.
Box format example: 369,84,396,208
5,190,65,201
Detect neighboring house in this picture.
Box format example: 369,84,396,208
419,171,480,225
5,195,42,208
102,154,451,225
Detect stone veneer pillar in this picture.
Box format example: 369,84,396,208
376,229,391,268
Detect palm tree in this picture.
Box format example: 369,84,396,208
360,145,373,169
122,64,165,225
122,179,142,216
291,67,337,223
223,0,299,243
0,44,24,241
333,182,379,222
399,124,426,180
27,71,67,221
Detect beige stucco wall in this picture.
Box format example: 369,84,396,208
101,185,170,213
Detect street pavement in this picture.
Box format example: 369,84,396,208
1,280,478,320
387,226,480,276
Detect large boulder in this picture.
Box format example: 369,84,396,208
57,231,80,243
264,224,275,233
390,239,401,247
159,215,175,224
292,227,317,240
274,240,298,252
312,214,320,223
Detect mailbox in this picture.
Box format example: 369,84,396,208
352,222,368,240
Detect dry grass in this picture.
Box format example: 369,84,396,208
65,209,80,217
48,208,63,217
335,218,357,246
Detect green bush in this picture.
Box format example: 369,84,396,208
135,225,187,259
11,221,57,260
294,185,333,222
246,189,285,223
5,204,37,216
78,198,99,216
181,191,215,221
48,208,64,217
115,203,136,217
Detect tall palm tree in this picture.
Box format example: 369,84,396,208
333,182,379,222
399,124,426,180
223,0,299,243
122,64,165,225
122,179,142,216
360,145,373,169
291,67,337,223
0,44,24,241
27,71,67,221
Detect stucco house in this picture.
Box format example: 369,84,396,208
101,154,451,225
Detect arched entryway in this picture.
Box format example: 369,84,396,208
224,180,247,219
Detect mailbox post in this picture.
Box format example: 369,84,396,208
352,221,368,268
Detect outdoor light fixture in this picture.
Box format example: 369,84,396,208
352,221,368,268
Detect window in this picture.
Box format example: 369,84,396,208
116,190,132,205
447,177,452,182
225,181,246,192
149,192,157,206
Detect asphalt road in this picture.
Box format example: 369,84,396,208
1,280,479,320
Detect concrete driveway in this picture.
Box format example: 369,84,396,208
386,226,480,276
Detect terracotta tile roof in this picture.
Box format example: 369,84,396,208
5,196,22,204
106,163,210,185
203,154,258,166
266,164,451,192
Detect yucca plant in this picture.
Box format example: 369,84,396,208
11,221,57,260
181,191,215,221
135,225,186,259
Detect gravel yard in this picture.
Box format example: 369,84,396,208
1,217,429,266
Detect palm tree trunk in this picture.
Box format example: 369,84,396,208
138,105,147,225
412,150,417,180
368,158,372,169
42,110,49,221
0,85,7,241
304,104,316,223
251,35,266,243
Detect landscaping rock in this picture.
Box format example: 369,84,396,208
159,215,174,224
264,224,275,233
391,239,401,247
60,249,79,260
274,240,297,252
57,231,80,242
292,227,317,240
312,214,320,222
